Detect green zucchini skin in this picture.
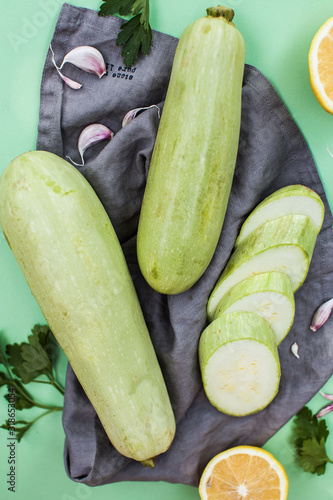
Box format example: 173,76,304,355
137,11,245,294
0,151,175,462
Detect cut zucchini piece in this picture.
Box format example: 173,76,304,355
199,311,281,416
207,214,317,321
213,272,295,345
236,184,324,246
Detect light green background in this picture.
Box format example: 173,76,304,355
1,0,333,498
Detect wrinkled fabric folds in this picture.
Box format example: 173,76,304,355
37,3,333,487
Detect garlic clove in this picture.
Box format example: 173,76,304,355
316,402,333,418
122,105,161,128
59,46,106,78
67,124,114,166
310,297,333,332
319,391,333,402
50,44,106,89
291,342,300,359
50,44,82,90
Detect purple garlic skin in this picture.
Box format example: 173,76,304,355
67,124,114,166
50,45,106,89
310,298,333,332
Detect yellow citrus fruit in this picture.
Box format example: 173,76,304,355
198,445,289,500
309,17,333,114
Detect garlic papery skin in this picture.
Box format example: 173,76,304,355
310,298,333,332
59,46,106,78
291,342,300,359
67,124,114,167
122,105,161,128
50,45,106,89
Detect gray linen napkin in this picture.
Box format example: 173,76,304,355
37,2,333,487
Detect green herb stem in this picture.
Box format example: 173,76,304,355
31,378,65,396
2,353,15,380
26,407,62,425
7,379,62,411
5,407,63,441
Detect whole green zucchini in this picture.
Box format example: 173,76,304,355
137,6,245,294
0,151,175,463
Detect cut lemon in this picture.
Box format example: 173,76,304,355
199,445,289,500
309,17,333,114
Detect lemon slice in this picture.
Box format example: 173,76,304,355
309,17,333,114
199,445,289,500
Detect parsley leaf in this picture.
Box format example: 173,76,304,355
0,371,11,390
294,406,329,442
0,325,64,441
117,14,152,68
6,325,56,384
99,0,152,68
293,406,333,475
99,0,137,17
299,437,331,475
6,343,36,383
11,395,35,411
0,345,7,366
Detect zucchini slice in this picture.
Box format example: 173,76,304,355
207,214,317,321
236,184,324,246
199,311,281,416
213,271,295,345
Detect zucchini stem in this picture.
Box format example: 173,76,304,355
206,5,234,22
140,458,155,468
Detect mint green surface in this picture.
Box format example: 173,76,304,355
0,1,333,499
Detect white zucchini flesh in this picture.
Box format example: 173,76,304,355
199,312,280,416
207,214,317,321
236,184,324,246
213,272,295,345
0,151,175,462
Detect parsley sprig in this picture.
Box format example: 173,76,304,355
99,0,152,68
293,406,333,475
0,325,64,441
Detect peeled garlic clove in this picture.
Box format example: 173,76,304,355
59,46,106,78
122,105,161,128
310,298,333,332
291,342,300,359
67,124,114,166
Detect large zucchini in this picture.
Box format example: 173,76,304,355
137,6,245,294
0,151,175,462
